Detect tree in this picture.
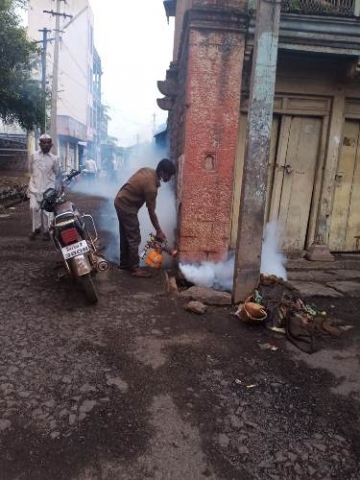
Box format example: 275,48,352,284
0,0,45,130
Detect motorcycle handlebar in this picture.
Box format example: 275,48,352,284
67,169,81,181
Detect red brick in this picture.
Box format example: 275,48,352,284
178,28,245,260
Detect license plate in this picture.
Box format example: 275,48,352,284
61,240,89,260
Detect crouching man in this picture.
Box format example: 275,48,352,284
114,159,176,277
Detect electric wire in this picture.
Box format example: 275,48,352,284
59,68,88,91
60,40,88,80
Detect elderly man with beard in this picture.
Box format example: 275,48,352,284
114,158,176,278
28,134,61,240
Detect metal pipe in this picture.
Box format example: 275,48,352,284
95,256,109,272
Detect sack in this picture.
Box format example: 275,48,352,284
286,311,315,354
237,296,267,323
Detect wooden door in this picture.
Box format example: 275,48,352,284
329,120,360,251
269,116,322,251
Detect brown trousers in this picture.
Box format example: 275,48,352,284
114,205,141,270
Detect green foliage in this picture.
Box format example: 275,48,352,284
0,0,45,130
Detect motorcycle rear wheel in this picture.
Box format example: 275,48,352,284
79,273,98,304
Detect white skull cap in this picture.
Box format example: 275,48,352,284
39,133,52,140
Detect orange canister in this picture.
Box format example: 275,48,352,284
145,249,163,268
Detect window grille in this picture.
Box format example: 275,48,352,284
281,0,355,16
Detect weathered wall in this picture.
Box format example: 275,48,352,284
0,132,28,174
175,8,247,262
166,1,360,260
0,155,27,173
230,52,360,253
173,0,247,62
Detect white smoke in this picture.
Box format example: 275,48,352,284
180,221,287,292
260,220,287,280
71,142,177,264
180,257,234,292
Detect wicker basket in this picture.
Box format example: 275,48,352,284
238,296,267,323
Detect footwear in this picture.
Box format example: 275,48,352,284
118,264,131,270
131,268,151,278
29,228,41,240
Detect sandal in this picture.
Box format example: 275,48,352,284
131,268,151,278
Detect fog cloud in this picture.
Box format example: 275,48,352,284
72,142,177,265
180,220,287,292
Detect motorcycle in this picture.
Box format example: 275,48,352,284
40,169,108,304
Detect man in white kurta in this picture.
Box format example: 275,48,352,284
28,134,61,240
82,158,97,184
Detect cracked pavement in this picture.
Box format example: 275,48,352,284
0,197,359,480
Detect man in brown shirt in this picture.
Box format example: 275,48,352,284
114,158,176,277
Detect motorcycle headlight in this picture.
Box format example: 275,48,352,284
41,188,57,212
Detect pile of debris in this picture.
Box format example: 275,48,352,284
0,176,28,207
170,271,343,354
236,274,341,354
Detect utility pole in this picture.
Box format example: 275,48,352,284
38,28,52,133
233,0,281,303
38,28,51,97
44,0,72,154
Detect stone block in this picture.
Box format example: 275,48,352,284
287,271,336,283
167,276,179,295
179,286,232,305
305,244,335,262
333,270,360,280
290,281,343,298
184,300,207,314
326,281,360,297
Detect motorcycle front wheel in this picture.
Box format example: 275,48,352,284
79,273,98,304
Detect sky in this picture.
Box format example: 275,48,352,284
89,0,175,147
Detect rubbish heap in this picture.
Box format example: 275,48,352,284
235,274,341,354
0,176,28,209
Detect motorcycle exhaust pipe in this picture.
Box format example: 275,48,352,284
95,256,109,272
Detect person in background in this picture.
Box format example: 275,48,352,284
114,158,176,278
82,158,97,183
28,134,61,240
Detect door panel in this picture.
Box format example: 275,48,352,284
230,114,321,252
265,116,281,222
268,116,292,223
274,117,322,251
329,120,360,251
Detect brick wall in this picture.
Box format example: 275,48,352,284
175,9,246,262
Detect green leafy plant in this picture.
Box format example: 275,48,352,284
0,0,45,130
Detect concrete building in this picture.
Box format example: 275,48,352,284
158,0,360,261
27,0,102,170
